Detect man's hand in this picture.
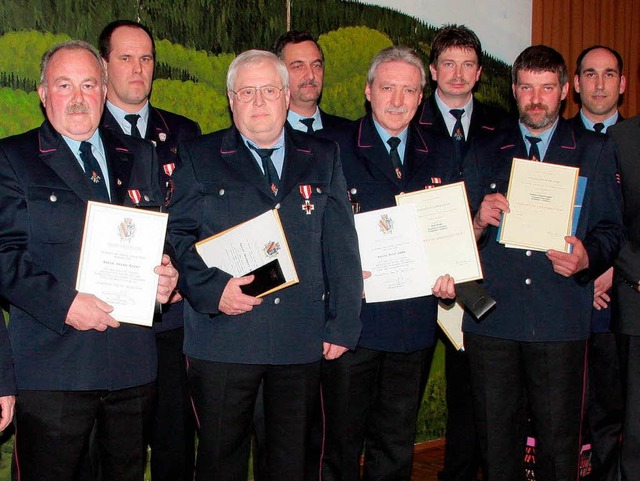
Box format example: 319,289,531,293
155,254,179,304
593,267,613,310
473,193,509,240
65,293,118,331
546,236,589,278
323,342,348,360
362,271,371,299
0,395,14,432
218,275,262,315
432,274,456,299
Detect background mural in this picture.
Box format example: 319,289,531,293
0,1,530,478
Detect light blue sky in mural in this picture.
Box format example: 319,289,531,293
358,0,532,63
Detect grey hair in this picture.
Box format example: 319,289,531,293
40,40,107,87
366,46,426,89
226,49,289,92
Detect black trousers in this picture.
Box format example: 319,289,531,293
584,332,623,481
150,327,196,481
14,383,155,481
188,357,320,481
321,346,434,481
617,334,640,481
439,337,482,481
465,334,586,481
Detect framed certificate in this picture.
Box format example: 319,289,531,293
499,158,579,252
396,181,483,284
195,209,298,297
76,201,168,327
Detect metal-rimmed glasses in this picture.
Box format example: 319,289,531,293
231,85,285,103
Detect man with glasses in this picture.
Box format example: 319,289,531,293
167,49,362,481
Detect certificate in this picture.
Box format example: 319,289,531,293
354,205,431,303
195,210,298,297
396,181,483,284
76,201,168,327
499,158,579,252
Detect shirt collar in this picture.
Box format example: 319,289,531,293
579,109,619,133
106,100,150,137
287,107,322,132
518,118,559,162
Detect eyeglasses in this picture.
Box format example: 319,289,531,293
231,85,284,103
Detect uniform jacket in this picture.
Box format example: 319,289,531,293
167,125,362,365
327,114,460,353
610,115,640,335
0,121,162,390
101,104,201,332
0,320,15,396
463,118,625,342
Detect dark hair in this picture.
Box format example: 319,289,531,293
512,45,568,85
429,24,483,67
272,30,323,61
98,20,156,61
575,45,624,75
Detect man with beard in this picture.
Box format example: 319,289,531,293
462,45,624,480
0,40,178,481
321,46,458,481
571,45,626,481
416,24,506,481
98,20,201,481
273,30,351,135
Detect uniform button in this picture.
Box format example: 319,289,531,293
219,189,225,196
316,187,322,194
274,297,280,305
49,194,57,202
275,203,281,209
525,278,532,285
350,188,358,195
526,250,532,257
321,294,326,301
490,182,497,190
143,195,150,202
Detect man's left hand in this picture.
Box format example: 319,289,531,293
432,274,456,299
155,254,179,304
546,236,589,277
323,342,348,360
0,395,15,432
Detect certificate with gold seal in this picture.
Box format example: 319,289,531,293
76,201,168,327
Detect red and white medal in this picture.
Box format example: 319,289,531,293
128,189,142,205
300,184,314,215
163,163,176,177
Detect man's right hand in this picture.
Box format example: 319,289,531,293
218,275,263,315
65,293,119,331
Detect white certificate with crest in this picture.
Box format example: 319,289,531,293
396,181,483,284
76,201,168,327
195,209,299,297
499,158,579,252
355,204,431,303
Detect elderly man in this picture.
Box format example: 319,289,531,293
571,45,627,481
167,49,362,481
0,40,178,481
463,45,625,480
98,20,201,481
321,46,458,481
273,30,351,134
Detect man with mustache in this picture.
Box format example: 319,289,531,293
98,20,201,481
462,45,624,480
321,46,458,481
415,24,506,481
570,45,626,481
0,40,178,481
273,30,351,136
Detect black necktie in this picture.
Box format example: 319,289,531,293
125,114,142,138
387,137,403,180
79,141,110,202
300,118,315,134
450,109,465,142
593,122,605,134
526,136,542,161
249,144,279,196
